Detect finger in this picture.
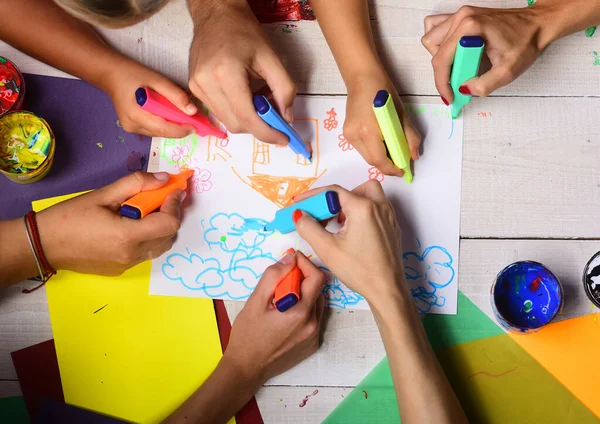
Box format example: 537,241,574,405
294,211,336,260
424,13,452,33
292,184,353,205
135,111,195,138
431,41,456,104
132,190,184,240
350,179,388,203
422,14,453,56
256,50,297,123
149,79,197,115
361,129,405,177
96,172,171,206
143,236,176,261
398,108,422,160
316,293,325,323
251,251,298,305
221,71,288,145
191,78,239,133
296,252,326,305
463,65,516,97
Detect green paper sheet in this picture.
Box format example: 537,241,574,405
422,291,504,351
0,396,30,424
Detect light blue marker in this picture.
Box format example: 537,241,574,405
253,95,312,162
264,191,341,234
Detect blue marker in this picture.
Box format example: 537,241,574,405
253,95,312,162
264,191,341,234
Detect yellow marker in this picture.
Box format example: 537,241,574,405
372,90,412,183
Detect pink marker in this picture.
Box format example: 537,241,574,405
135,87,227,138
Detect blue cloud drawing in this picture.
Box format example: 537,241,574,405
320,267,364,309
203,213,271,252
227,248,277,292
403,245,455,313
162,252,223,291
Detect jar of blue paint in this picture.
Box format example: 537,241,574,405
491,261,563,333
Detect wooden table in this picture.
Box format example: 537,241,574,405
1,1,599,422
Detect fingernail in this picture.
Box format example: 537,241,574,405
186,103,197,114
154,172,170,181
459,85,472,95
292,209,303,224
415,150,420,160
285,107,294,122
336,214,343,224
279,250,295,264
441,96,449,106
282,247,296,257
180,191,187,202
188,128,196,136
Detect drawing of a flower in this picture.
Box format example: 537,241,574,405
191,167,213,193
337,134,353,151
171,145,191,168
368,166,384,182
324,107,338,131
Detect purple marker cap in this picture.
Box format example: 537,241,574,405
460,36,484,48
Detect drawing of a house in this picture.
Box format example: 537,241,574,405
234,118,325,208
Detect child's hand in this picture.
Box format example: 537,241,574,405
421,5,550,103
187,0,296,146
345,72,421,177
224,251,325,382
37,172,184,275
103,59,196,138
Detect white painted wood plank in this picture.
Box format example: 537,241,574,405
0,381,22,398
2,0,598,96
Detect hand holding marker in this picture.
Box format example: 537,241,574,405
135,87,227,138
449,36,485,118
253,95,312,162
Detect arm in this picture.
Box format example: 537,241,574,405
295,181,467,423
165,252,325,423
422,0,600,101
310,0,421,177
0,172,183,287
0,0,195,137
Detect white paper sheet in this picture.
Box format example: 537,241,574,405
148,96,463,314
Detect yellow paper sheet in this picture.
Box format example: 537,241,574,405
34,193,231,423
437,334,598,423
509,314,600,419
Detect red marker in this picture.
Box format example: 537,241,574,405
120,170,193,219
135,87,227,138
273,249,303,312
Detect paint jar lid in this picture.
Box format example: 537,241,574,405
583,251,600,308
0,56,26,117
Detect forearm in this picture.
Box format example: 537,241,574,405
534,0,600,47
0,0,123,91
0,219,39,287
311,0,384,87
187,0,248,31
369,286,467,423
165,355,262,423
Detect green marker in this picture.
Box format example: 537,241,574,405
372,90,412,183
450,36,485,119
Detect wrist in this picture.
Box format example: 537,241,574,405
529,0,592,49
189,0,250,31
221,351,265,391
367,276,417,320
36,209,66,271
343,63,388,94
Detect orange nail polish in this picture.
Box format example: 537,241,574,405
282,247,296,257
292,210,302,224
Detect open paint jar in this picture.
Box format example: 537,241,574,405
0,111,55,184
491,261,563,333
0,56,25,117
583,251,600,308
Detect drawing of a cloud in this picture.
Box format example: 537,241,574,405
162,252,223,290
320,267,364,309
204,213,271,252
403,245,455,313
228,249,277,291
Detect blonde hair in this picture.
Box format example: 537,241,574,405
54,0,170,28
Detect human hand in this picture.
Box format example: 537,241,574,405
345,71,421,177
187,0,296,145
294,181,406,303
421,5,553,103
37,172,184,275
102,58,196,138
224,251,325,383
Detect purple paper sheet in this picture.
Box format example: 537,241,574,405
0,73,151,220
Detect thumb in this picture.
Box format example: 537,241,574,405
259,51,297,123
97,171,171,206
463,65,515,98
150,78,198,116
294,211,335,259
252,250,298,306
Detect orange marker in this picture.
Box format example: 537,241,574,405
120,170,193,219
274,249,303,312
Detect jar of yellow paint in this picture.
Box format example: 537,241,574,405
0,111,55,184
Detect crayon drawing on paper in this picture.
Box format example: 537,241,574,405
148,96,463,314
